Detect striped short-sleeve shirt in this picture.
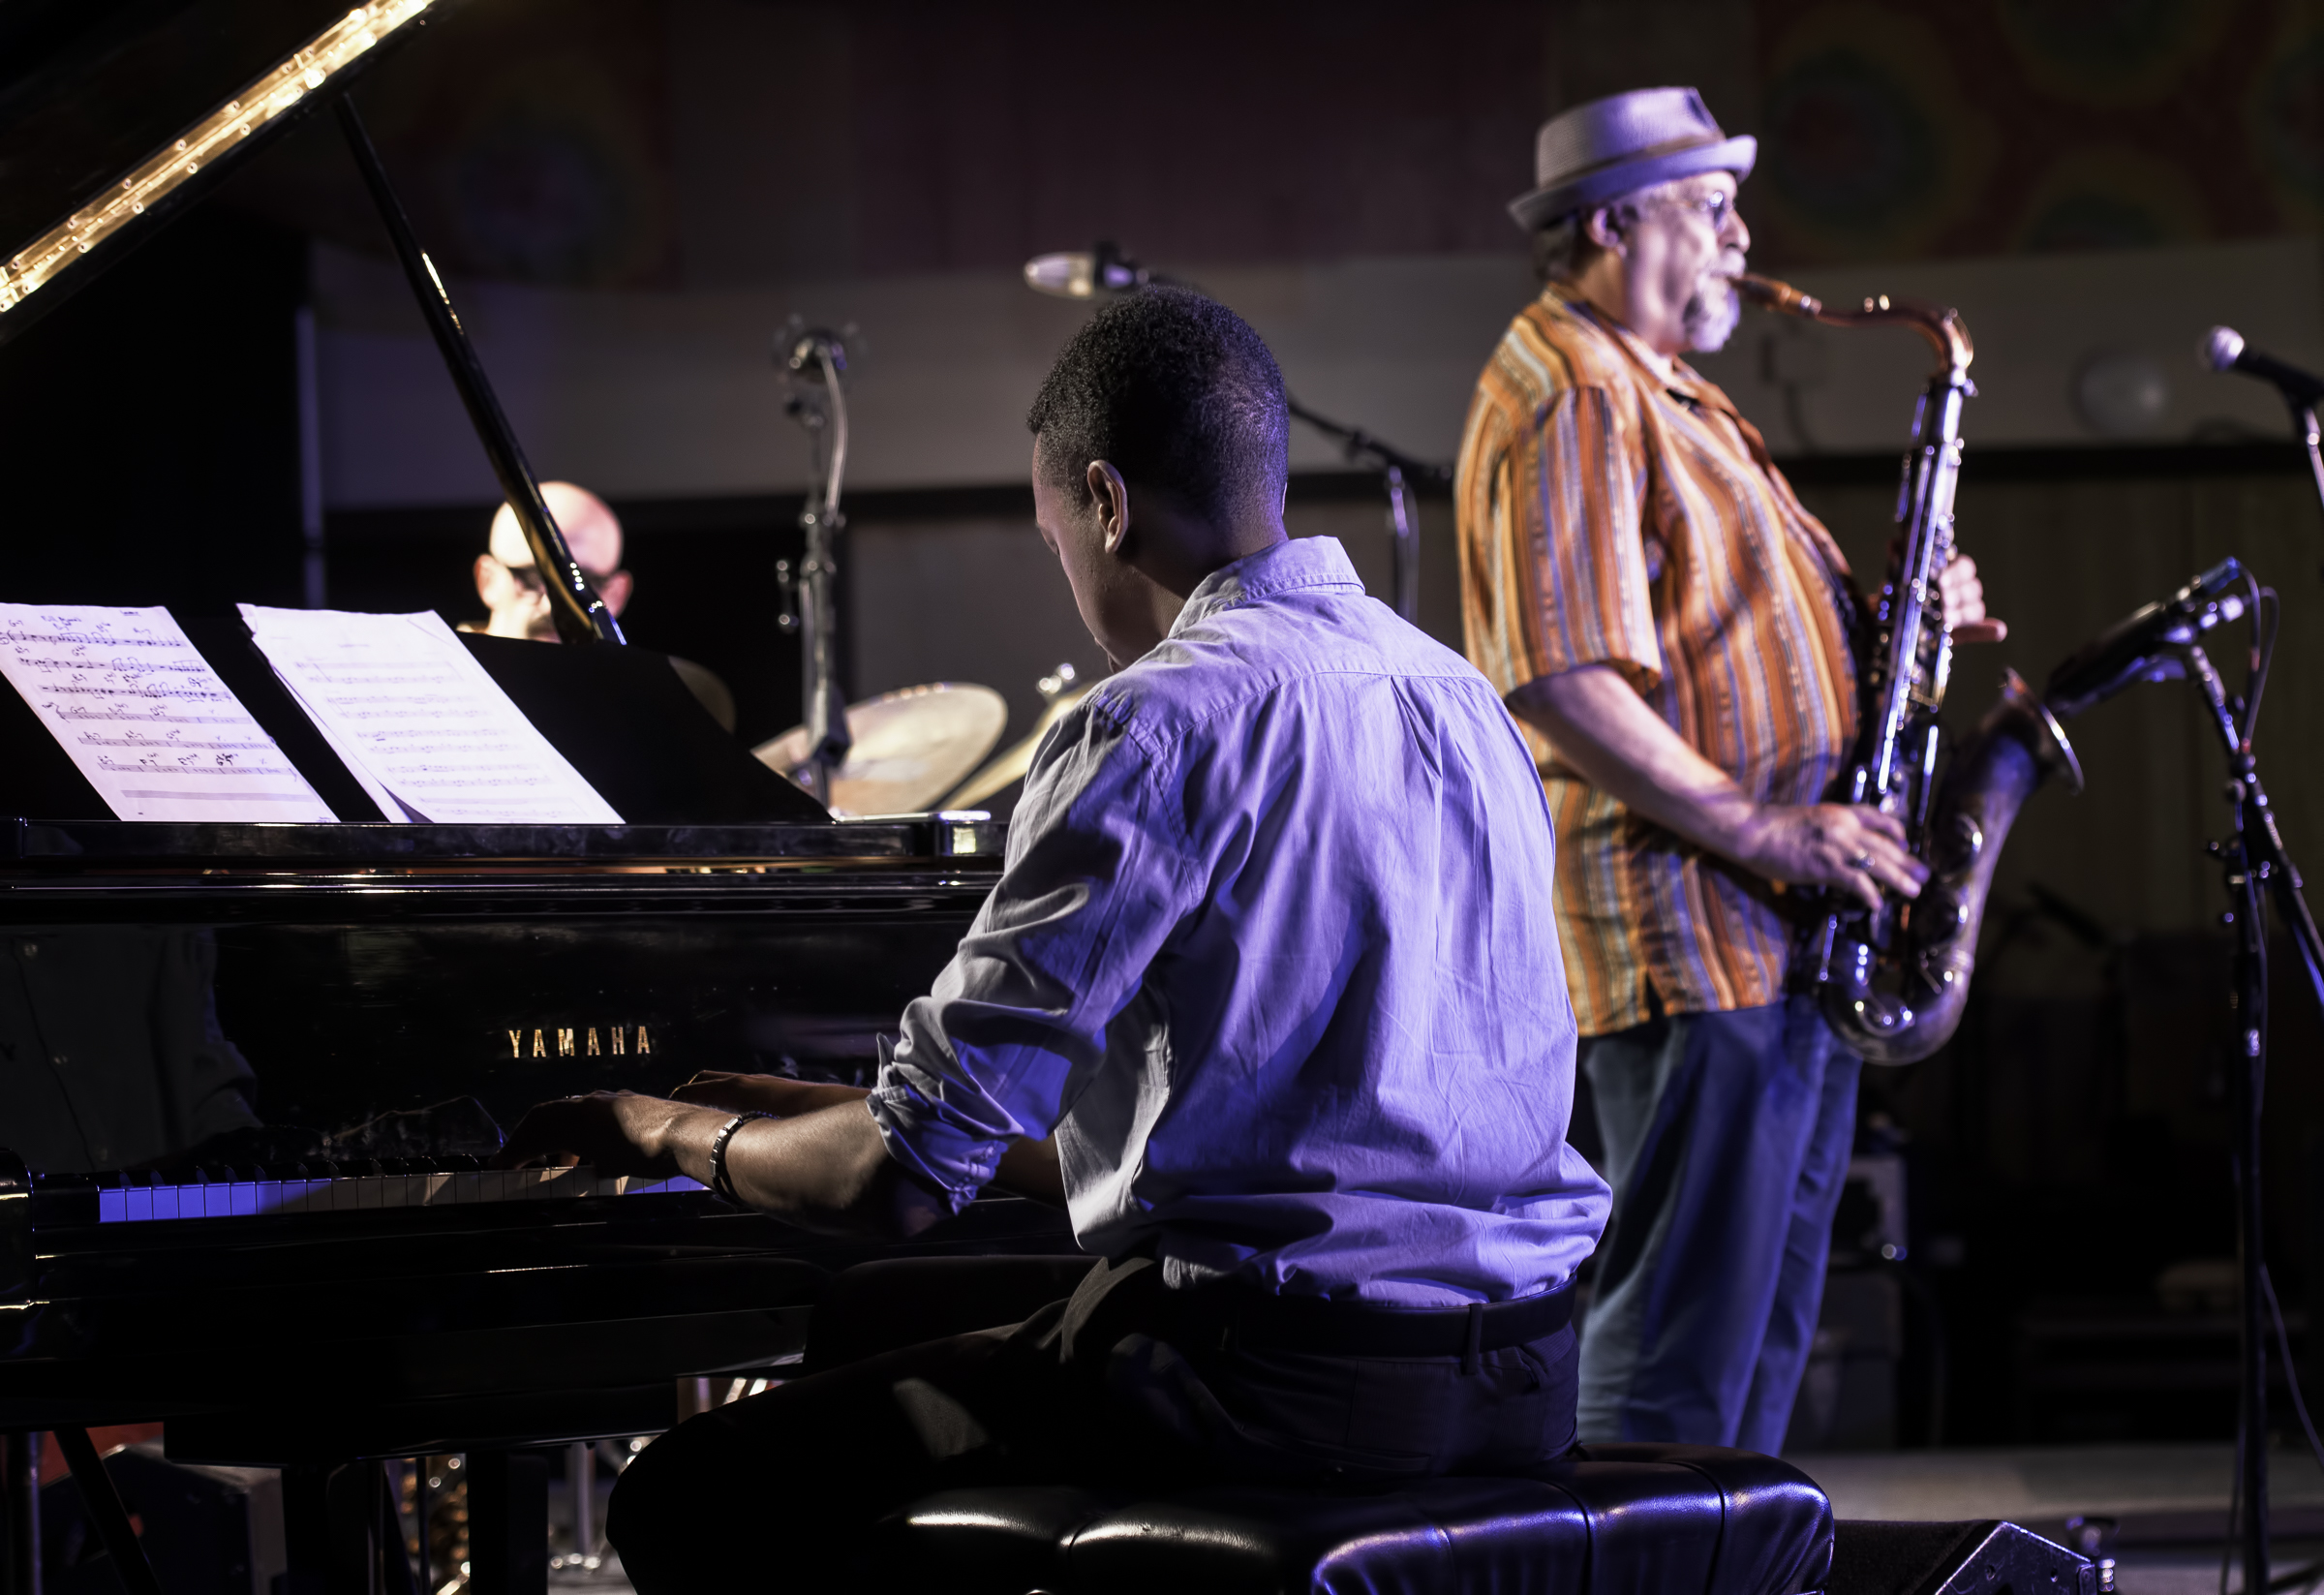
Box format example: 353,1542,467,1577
1455,284,1862,1036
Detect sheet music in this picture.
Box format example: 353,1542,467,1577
239,605,622,825
0,604,337,822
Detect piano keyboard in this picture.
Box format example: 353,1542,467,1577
63,1164,705,1224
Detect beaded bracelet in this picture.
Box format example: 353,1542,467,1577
708,1112,772,1203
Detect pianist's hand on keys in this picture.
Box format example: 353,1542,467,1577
495,1089,695,1178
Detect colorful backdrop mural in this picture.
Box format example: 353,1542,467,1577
1753,0,2324,263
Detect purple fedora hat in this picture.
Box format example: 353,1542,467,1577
1508,87,1757,231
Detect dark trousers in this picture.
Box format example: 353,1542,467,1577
1575,994,1860,1453
609,1255,1579,1592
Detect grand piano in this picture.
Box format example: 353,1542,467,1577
0,5,1068,1591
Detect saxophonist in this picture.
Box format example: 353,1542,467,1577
1456,86,2003,1451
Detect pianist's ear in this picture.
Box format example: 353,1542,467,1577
1086,460,1133,558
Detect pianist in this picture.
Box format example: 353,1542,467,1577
499,288,1610,1591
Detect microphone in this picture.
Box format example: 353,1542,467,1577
1024,242,1148,299
2046,557,2248,720
2203,326,2324,407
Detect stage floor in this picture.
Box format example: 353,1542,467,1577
1794,1444,2324,1595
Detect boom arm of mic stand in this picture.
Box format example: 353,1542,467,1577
1284,397,1447,624
1284,397,1450,485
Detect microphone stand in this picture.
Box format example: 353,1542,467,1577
2296,405,2324,544
1283,397,1448,625
780,330,855,805
2178,637,2324,1595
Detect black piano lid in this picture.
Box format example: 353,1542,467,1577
0,0,445,344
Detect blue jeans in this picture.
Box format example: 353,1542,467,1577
1574,994,1860,1454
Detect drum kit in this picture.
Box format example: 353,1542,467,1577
752,663,1093,817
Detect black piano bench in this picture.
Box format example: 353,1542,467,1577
866,1441,1833,1595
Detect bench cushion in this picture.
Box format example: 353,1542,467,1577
872,1441,1833,1595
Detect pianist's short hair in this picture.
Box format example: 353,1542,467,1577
1026,286,1289,524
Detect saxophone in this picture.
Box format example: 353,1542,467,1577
1735,274,2084,1065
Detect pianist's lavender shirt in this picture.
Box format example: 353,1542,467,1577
868,537,1608,1307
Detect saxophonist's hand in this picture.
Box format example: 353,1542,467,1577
1734,803,1928,912
1941,553,2006,643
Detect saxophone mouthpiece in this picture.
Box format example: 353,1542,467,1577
1734,273,1823,319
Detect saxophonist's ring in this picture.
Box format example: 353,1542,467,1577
1850,852,1875,871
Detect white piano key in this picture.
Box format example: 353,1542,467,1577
538,1166,593,1200
99,1188,126,1223
229,1181,258,1217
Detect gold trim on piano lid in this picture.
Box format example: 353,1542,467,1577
0,1,438,319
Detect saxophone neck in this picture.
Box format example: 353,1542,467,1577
1732,272,1822,320
1734,272,1973,380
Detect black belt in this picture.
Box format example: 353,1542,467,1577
1173,1278,1575,1368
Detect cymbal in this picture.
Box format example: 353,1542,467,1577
940,682,1095,810
753,683,1007,817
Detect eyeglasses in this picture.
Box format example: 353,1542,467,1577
1645,190,1737,231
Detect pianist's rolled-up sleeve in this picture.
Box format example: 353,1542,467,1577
868,696,1197,1212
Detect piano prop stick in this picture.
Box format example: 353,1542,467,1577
332,95,620,649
